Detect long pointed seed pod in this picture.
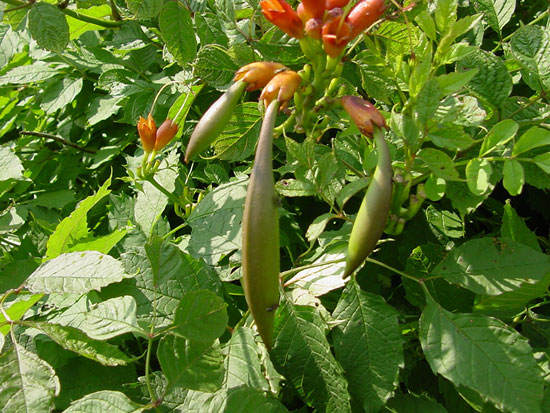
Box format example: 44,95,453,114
344,125,392,278
185,80,247,163
241,99,281,350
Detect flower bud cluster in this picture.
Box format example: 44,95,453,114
137,115,179,153
260,0,387,57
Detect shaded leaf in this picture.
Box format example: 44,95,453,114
420,297,544,413
31,322,132,366
157,335,224,392
431,238,550,296
26,251,129,294
271,296,351,412
0,341,60,412
63,390,146,413
332,280,403,413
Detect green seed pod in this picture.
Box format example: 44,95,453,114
241,99,281,350
344,126,393,278
184,80,247,163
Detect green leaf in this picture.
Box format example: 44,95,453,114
420,298,544,413
40,78,83,114
425,205,464,239
501,202,540,251
431,238,550,295
212,103,262,162
305,213,337,243
31,322,132,366
0,64,59,86
110,247,223,328
275,178,316,197
159,2,196,66
418,148,460,181
457,49,512,107
512,126,550,156
172,290,228,343
181,386,288,412
474,0,516,35
188,178,248,265
502,159,524,196
48,296,146,340
286,244,347,296
474,272,550,321
510,25,550,93
145,236,190,287
403,244,474,312
479,119,518,157
271,296,351,412
46,177,111,260
415,79,441,126
465,158,493,196
0,146,24,181
386,393,447,412
436,69,479,95
29,3,69,52
533,153,550,174
428,126,475,151
0,341,60,412
66,5,112,40
63,390,146,413
125,0,163,19
0,294,43,336
434,0,458,34
415,10,437,41
424,174,446,201
134,152,178,236
194,45,238,88
66,229,128,255
223,327,272,391
157,335,225,392
25,251,129,294
332,280,403,413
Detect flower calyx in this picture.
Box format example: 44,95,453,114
233,62,288,91
260,70,302,111
341,95,386,136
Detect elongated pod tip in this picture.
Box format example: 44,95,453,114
343,126,392,278
242,99,281,350
184,80,247,163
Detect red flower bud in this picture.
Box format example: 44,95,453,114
261,0,304,39
322,10,352,58
233,62,288,91
326,0,349,8
137,114,157,153
347,0,387,39
305,18,323,40
300,0,326,20
260,70,302,110
341,96,386,136
154,118,178,151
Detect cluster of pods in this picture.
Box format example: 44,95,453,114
137,0,392,350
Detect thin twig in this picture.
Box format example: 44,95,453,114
20,131,97,154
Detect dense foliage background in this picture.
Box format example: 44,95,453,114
1,0,550,411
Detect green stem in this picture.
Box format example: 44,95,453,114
365,257,420,283
2,0,123,28
144,335,157,403
145,176,186,210
492,9,549,53
280,258,345,283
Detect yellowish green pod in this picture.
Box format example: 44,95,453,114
184,80,247,163
241,99,281,350
344,126,393,278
